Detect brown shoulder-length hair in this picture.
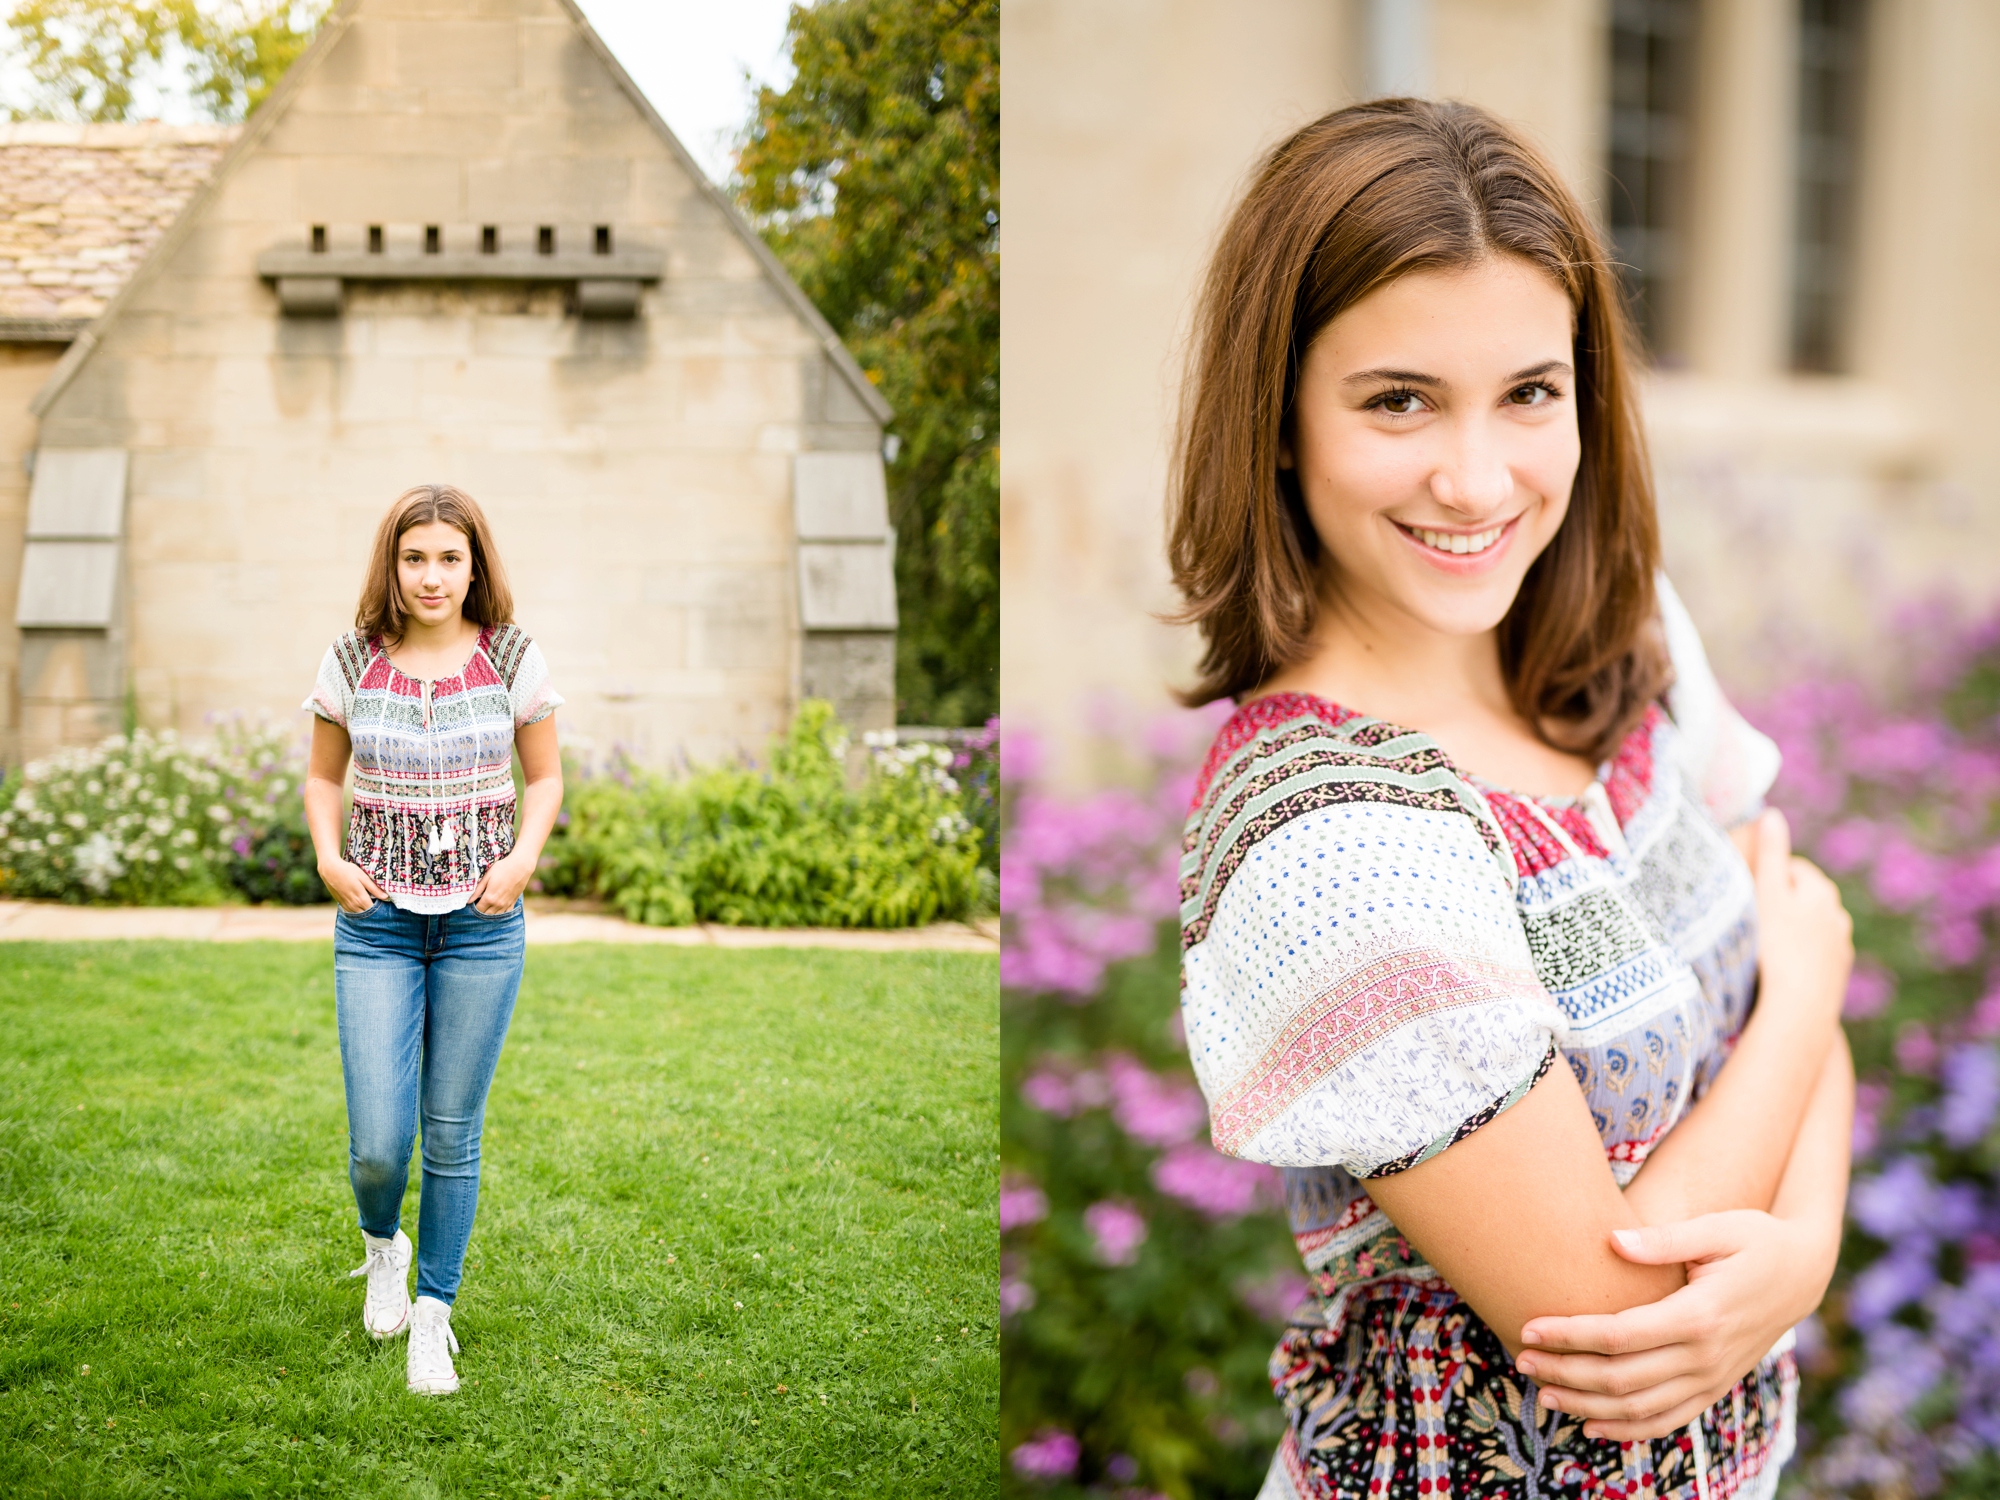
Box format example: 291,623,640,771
1167,97,1670,761
357,484,515,643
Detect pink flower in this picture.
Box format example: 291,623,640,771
1019,1069,1076,1117
1845,962,1896,1020
1871,836,1941,911
1083,1199,1148,1265
1000,1253,1037,1319
1150,1141,1281,1220
1852,1080,1889,1158
1969,982,2000,1040
1104,1052,1207,1146
1010,1429,1080,1481
1817,817,1881,874
1000,1177,1049,1233
1895,1021,1940,1077
1235,1267,1311,1324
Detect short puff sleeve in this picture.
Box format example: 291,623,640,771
508,638,563,727
302,632,370,728
1180,738,1567,1177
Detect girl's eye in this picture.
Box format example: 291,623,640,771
1374,389,1426,416
1507,382,1559,407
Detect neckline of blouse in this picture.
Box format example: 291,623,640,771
1244,686,1622,812
376,625,490,688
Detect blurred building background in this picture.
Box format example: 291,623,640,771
1001,0,2000,765
0,0,899,770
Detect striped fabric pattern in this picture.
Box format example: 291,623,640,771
304,623,561,914
1184,580,1791,1499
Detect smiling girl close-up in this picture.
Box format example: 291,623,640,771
1169,99,1854,1499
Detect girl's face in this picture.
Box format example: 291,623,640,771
1282,255,1581,642
396,521,474,629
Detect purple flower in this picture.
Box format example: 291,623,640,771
1844,961,1897,1020
1106,1453,1139,1483
1150,1141,1280,1220
1000,1252,1037,1319
1852,1080,1889,1159
1818,816,1882,873
1941,1044,2000,1148
1850,1155,1932,1240
1104,1052,1207,1146
1083,1199,1148,1265
1896,1021,1940,1076
1019,1069,1076,1117
1235,1267,1311,1324
1010,1429,1080,1481
1872,835,1942,911
1847,1243,1940,1329
1000,1178,1049,1233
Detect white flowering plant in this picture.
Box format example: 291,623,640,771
0,724,322,906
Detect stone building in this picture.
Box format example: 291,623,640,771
1003,0,2000,766
0,0,897,772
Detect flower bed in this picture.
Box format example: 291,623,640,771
0,724,324,905
1000,616,2000,1500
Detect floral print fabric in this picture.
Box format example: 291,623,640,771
1180,578,1793,1500
303,624,560,914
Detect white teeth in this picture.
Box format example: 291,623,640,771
1413,525,1503,556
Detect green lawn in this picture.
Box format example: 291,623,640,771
0,943,999,1498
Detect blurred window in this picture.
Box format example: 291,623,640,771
1792,0,1868,372
1606,0,1698,362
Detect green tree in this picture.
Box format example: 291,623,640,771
736,0,998,727
5,0,324,122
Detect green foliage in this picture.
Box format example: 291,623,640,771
0,941,999,1497
5,0,324,123
537,701,984,929
0,723,324,905
736,0,998,726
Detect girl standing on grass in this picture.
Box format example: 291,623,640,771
1171,101,1854,1498
303,484,563,1396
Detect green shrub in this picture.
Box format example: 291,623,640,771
536,700,984,928
0,724,319,905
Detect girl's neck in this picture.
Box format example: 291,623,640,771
385,615,481,678
1268,585,1513,732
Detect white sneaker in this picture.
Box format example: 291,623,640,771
406,1295,460,1395
348,1229,412,1340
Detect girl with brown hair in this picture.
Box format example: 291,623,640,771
1173,100,1853,1497
303,484,563,1395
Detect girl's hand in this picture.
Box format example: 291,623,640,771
1513,1209,1833,1441
322,858,387,914
1746,809,1853,1032
469,852,530,915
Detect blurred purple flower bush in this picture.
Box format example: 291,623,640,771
1000,700,1302,1500
1001,610,2000,1500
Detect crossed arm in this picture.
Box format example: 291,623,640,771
1363,810,1855,1440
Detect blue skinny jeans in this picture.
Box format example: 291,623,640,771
333,896,525,1304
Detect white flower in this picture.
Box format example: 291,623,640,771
75,833,123,892
11,792,31,813
207,805,230,822
63,811,88,830
172,856,190,871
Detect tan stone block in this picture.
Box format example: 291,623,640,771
291,155,466,224
384,21,520,89
464,156,634,222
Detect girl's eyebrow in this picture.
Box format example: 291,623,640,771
1340,358,1574,391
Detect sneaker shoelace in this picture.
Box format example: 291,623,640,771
348,1241,399,1284
411,1307,460,1368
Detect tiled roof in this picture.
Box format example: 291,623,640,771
0,122,236,326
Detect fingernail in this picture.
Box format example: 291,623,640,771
1515,1357,1536,1377
1520,1328,1541,1345
1613,1229,1640,1250
1540,1391,1559,1410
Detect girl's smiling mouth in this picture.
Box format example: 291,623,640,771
1391,514,1522,569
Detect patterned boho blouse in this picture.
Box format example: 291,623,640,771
1179,579,1794,1500
304,624,561,914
